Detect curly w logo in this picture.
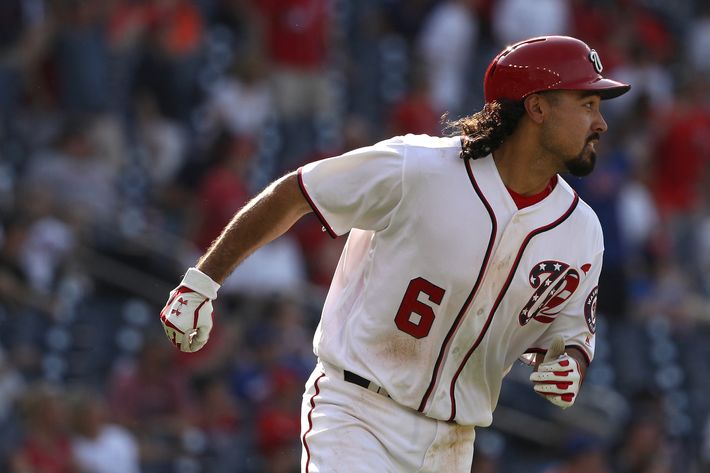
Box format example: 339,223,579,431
518,260,581,326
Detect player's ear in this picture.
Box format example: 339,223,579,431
523,94,547,124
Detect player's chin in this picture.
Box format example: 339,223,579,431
565,149,596,177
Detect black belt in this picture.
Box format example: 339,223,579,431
344,370,390,398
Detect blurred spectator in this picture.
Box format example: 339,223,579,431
191,131,255,252
650,78,710,217
609,96,662,285
108,337,194,472
0,213,44,311
106,0,156,115
230,322,282,405
9,383,78,473
255,0,334,170
605,42,674,121
687,4,710,74
0,345,25,424
613,411,674,473
191,373,245,472
0,344,25,469
612,0,675,65
254,366,302,473
223,235,306,296
386,69,442,137
572,138,630,318
269,296,316,377
192,373,241,437
648,78,710,275
21,118,119,228
470,429,504,473
292,210,345,289
382,0,437,42
492,0,571,47
0,0,50,125
0,215,52,380
569,0,612,55
69,389,141,473
209,0,262,57
20,214,76,297
700,409,710,470
643,262,701,328
175,315,242,377
541,435,612,473
51,1,111,113
204,54,273,136
133,91,188,189
416,0,479,115
470,451,500,473
132,0,205,122
106,1,152,53
698,205,710,297
256,0,332,120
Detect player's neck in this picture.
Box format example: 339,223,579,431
492,132,558,196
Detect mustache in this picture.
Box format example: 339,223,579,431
586,133,601,143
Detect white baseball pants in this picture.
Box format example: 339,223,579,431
300,361,475,472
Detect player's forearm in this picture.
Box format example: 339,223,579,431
196,172,312,284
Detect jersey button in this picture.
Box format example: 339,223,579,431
477,308,484,316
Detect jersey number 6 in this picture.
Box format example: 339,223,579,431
394,277,446,339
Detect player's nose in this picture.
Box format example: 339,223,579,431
594,111,608,134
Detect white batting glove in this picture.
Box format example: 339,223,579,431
159,268,220,353
529,335,581,409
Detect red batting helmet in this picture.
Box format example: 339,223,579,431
484,36,630,103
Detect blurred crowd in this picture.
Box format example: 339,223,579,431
0,0,708,472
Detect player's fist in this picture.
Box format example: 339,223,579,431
529,335,581,409
160,268,220,353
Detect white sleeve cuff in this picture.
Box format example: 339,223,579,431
180,267,220,300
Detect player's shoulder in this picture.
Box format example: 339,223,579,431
371,134,467,188
376,134,462,155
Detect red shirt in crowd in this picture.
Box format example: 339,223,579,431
16,436,74,473
651,105,710,215
256,0,328,69
193,167,250,252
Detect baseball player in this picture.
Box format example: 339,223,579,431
160,36,630,472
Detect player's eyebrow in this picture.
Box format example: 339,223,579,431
579,90,601,99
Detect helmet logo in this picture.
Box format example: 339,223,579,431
589,49,603,74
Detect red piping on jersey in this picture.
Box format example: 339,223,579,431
303,372,326,472
297,167,338,239
447,193,579,422
417,159,498,413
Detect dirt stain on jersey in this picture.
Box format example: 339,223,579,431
377,333,421,364
423,423,475,472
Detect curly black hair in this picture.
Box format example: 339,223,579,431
445,99,527,160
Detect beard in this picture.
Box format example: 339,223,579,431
541,122,600,177
564,144,597,176
563,133,600,177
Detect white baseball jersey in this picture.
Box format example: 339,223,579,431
298,134,602,427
